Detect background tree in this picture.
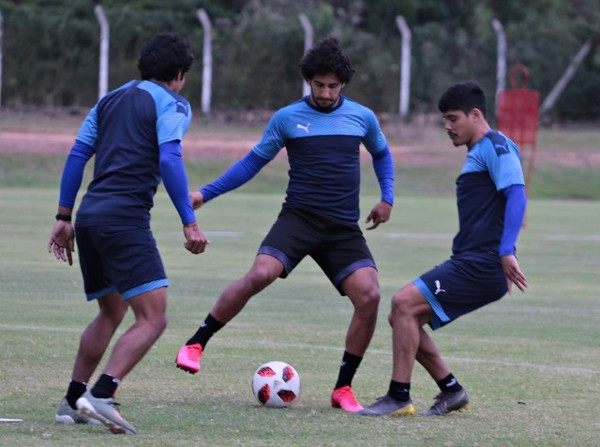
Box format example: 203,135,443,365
0,0,597,120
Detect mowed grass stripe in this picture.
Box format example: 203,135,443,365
1,189,599,447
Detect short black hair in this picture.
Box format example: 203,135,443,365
300,36,355,84
438,81,487,118
137,32,194,82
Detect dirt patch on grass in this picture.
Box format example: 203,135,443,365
0,108,597,167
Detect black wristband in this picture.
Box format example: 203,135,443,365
55,214,72,222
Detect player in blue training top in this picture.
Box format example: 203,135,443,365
175,36,395,413
48,32,209,435
359,81,528,417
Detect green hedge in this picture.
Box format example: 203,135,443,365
0,0,598,120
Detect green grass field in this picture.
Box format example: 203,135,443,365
1,110,599,445
1,108,599,199
1,187,599,446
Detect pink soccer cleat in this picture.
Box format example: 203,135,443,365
175,343,203,374
331,385,364,413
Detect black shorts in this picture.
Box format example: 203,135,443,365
414,253,508,330
75,224,168,301
258,207,376,294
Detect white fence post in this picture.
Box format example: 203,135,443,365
395,16,411,120
94,5,109,99
0,11,3,108
539,39,593,117
197,8,212,115
298,13,313,97
491,18,506,117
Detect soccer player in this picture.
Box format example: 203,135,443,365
359,81,528,417
175,36,395,413
48,32,209,434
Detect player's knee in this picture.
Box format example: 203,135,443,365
354,284,380,315
146,313,168,337
366,286,381,308
99,306,128,328
156,314,168,334
245,268,277,292
390,290,412,318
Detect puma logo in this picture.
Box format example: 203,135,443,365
434,280,446,295
296,123,311,133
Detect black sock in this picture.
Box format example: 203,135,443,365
436,373,462,393
388,380,411,401
65,380,87,409
334,351,362,389
186,313,225,347
91,374,120,399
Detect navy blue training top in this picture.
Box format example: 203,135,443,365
201,96,394,223
453,130,525,256
60,80,194,226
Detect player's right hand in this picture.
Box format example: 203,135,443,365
501,254,528,294
183,221,210,254
190,191,205,210
48,221,75,266
365,201,392,230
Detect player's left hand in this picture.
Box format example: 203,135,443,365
365,201,392,230
501,254,528,294
48,221,75,266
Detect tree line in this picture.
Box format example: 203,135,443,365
0,0,598,122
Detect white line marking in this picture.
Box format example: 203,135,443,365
205,231,241,238
543,234,600,241
385,232,600,242
2,323,597,376
219,339,600,377
386,232,453,239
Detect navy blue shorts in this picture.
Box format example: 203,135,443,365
258,207,376,295
414,253,508,330
75,224,168,301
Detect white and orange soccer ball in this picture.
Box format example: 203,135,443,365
252,361,301,408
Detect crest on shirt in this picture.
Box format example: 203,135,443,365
176,101,188,116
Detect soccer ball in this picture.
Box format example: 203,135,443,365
252,361,301,408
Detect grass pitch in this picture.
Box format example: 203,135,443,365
0,188,599,447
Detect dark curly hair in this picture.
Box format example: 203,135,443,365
438,81,487,118
137,32,194,82
300,36,355,84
